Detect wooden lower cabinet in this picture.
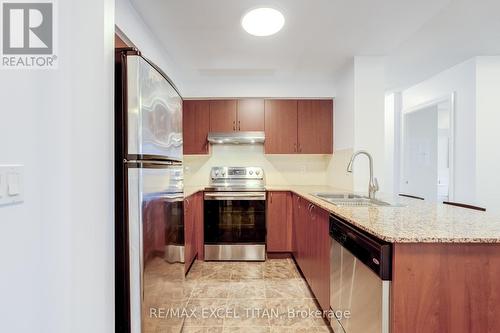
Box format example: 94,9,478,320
184,195,195,273
392,243,500,333
291,194,330,311
266,191,293,252
184,191,204,273
193,192,204,260
292,194,306,269
309,205,330,311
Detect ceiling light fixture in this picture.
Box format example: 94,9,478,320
241,8,285,37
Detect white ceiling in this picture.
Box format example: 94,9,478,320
385,0,500,90
129,0,500,96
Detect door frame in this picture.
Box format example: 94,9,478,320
399,92,456,201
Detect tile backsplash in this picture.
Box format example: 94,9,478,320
184,145,333,186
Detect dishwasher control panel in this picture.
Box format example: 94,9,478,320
329,214,392,280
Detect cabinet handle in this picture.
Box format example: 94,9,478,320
238,120,241,131
298,143,302,153
294,143,297,152
270,193,273,203
233,120,235,131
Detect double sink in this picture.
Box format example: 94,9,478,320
312,192,397,207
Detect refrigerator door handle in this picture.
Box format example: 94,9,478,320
124,159,181,168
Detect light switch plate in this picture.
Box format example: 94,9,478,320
0,165,24,206
0,174,4,198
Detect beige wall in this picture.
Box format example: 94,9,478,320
184,145,331,186
184,144,354,190
326,148,354,191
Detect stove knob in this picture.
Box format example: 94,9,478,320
215,170,220,176
249,170,254,175
256,170,260,175
221,171,226,176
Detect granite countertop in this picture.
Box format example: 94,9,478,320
184,184,500,243
267,185,500,244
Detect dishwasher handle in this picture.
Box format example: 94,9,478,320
330,214,392,280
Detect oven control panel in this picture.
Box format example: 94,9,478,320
210,167,264,180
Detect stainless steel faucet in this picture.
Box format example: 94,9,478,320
347,150,379,199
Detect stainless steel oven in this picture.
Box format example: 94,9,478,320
203,167,266,261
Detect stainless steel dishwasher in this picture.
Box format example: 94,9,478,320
329,214,392,333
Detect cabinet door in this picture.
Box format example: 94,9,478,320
183,100,210,154
264,99,298,154
293,195,306,268
237,99,265,131
292,194,300,259
184,196,196,273
209,100,237,132
299,198,312,279
311,205,330,311
266,191,292,252
303,201,313,285
194,192,204,260
297,99,333,154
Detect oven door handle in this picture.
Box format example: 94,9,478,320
204,192,266,200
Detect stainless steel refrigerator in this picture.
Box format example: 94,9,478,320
115,48,184,333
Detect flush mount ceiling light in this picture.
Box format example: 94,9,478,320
241,8,285,36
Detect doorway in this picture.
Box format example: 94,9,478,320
400,94,455,201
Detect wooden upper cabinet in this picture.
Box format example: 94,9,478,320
209,100,237,132
237,99,265,131
297,100,333,154
264,99,298,154
184,98,333,155
183,100,210,155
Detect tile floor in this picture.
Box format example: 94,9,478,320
143,258,332,333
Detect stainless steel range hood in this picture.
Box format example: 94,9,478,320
208,131,265,145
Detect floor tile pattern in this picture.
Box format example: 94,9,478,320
143,258,332,332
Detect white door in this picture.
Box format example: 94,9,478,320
401,105,438,201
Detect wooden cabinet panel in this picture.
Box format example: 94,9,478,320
266,191,292,252
184,196,197,273
194,192,204,260
311,205,330,311
296,196,311,280
392,243,500,333
185,98,334,155
297,100,333,154
264,99,298,154
237,99,265,131
292,195,306,269
209,100,237,132
292,194,300,259
292,196,330,311
185,191,204,272
183,100,210,154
